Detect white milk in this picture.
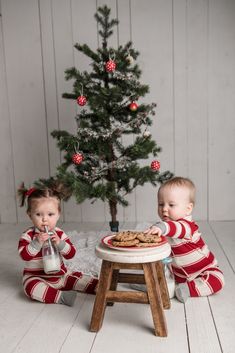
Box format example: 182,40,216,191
43,255,61,274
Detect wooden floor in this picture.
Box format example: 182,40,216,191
1,221,234,353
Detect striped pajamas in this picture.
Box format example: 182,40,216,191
160,217,225,297
18,227,98,304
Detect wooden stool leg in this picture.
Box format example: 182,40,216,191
90,260,113,332
155,261,171,309
143,263,168,337
107,269,119,306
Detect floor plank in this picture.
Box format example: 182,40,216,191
59,295,97,353
206,221,235,353
209,221,235,272
13,294,88,353
89,300,189,353
0,294,46,352
185,297,222,353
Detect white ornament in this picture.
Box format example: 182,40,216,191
126,54,134,65
143,130,151,137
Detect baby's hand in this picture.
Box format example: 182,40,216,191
36,232,49,245
50,232,61,246
144,226,163,237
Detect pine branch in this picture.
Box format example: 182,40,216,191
95,5,118,50
74,43,101,62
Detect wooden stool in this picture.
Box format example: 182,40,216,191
90,241,171,336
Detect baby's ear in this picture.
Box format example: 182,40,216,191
186,203,193,215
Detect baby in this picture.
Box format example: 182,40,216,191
18,184,98,306
145,177,225,302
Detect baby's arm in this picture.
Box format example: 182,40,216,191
55,229,76,259
146,219,198,239
144,222,167,237
18,234,42,260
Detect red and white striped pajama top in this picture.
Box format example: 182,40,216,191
158,217,224,297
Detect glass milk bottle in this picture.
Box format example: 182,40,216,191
162,257,175,299
42,226,60,274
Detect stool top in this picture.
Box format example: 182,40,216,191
95,242,171,263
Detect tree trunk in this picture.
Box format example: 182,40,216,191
109,198,117,222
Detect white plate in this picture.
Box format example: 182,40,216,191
101,234,167,252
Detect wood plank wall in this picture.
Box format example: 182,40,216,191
0,0,234,223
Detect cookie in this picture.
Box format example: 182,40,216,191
113,231,137,242
136,233,162,243
111,239,140,247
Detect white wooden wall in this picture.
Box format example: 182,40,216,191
0,0,234,223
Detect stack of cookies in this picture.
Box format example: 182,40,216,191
111,230,162,248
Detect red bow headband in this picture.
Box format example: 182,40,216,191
25,188,36,197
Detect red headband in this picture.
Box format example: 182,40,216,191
26,187,36,197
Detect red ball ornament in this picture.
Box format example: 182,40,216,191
151,160,160,171
72,153,83,165
129,101,138,112
105,59,116,72
77,95,87,106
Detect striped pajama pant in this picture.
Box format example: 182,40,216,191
23,270,98,304
173,267,225,297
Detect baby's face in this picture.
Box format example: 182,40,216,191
158,186,193,221
28,197,60,232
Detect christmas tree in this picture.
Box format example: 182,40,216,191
36,5,173,231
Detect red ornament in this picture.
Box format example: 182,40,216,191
72,153,83,165
129,101,138,112
151,160,160,171
77,95,87,106
105,59,116,72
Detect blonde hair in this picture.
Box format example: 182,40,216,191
158,176,196,204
